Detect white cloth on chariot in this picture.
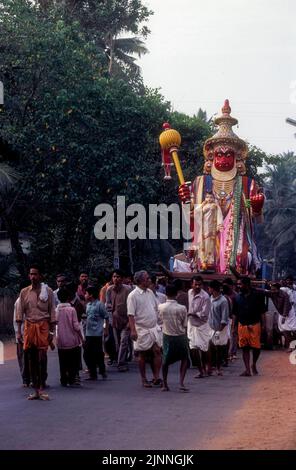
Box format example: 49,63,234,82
173,259,192,272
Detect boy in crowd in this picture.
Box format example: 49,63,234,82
56,287,84,387
84,287,109,380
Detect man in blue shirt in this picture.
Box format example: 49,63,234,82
83,287,109,380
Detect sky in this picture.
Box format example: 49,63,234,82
139,0,296,155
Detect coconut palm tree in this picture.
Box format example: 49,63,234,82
0,254,20,296
262,153,296,278
37,0,149,80
0,162,19,193
0,162,28,278
103,35,148,77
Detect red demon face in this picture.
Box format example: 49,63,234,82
214,146,235,172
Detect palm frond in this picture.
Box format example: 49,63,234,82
114,37,148,57
0,255,20,294
0,163,19,192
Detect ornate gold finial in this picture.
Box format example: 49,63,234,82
222,99,231,115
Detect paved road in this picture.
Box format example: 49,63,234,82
0,343,295,450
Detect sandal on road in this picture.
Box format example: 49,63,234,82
39,393,50,401
240,371,251,377
179,386,189,393
142,380,152,388
27,392,40,400
151,378,163,387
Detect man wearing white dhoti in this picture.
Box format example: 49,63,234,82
187,276,211,378
127,271,162,388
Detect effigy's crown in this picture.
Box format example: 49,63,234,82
203,99,248,162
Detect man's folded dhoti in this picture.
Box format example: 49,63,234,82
133,325,162,351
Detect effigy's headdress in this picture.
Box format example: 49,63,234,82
202,99,248,175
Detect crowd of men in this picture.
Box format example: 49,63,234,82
14,265,296,400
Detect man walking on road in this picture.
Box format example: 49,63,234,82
158,284,190,392
16,264,56,400
106,270,131,372
235,277,266,376
208,280,229,376
187,276,211,378
84,287,109,381
127,270,162,388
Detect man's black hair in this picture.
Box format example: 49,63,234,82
209,280,221,291
192,275,203,283
57,287,71,303
29,264,43,274
223,277,234,286
112,269,124,278
166,284,177,298
85,286,98,298
241,276,251,287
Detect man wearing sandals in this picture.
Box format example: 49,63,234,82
235,277,266,377
16,264,56,400
127,270,162,388
187,276,211,378
158,284,190,392
208,280,230,376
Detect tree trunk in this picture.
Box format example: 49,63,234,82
114,224,119,269
272,245,277,280
108,35,115,76
128,238,134,274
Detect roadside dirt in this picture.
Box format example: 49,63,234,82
205,349,296,450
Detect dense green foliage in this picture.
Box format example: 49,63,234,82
257,152,296,278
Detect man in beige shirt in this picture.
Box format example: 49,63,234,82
106,270,131,372
158,284,190,392
16,264,56,400
187,276,211,378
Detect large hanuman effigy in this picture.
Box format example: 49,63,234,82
159,100,264,275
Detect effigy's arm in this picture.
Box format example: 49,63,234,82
249,179,265,222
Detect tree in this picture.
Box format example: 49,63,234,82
259,152,296,278
0,0,170,278
0,161,28,277
36,0,152,85
0,0,274,280
104,36,148,78
197,108,207,122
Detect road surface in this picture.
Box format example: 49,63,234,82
0,341,295,450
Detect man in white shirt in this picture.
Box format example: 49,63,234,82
158,284,189,392
279,277,296,349
187,276,211,378
127,270,162,388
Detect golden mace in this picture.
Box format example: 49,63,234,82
159,125,185,185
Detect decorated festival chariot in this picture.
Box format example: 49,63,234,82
158,100,265,283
